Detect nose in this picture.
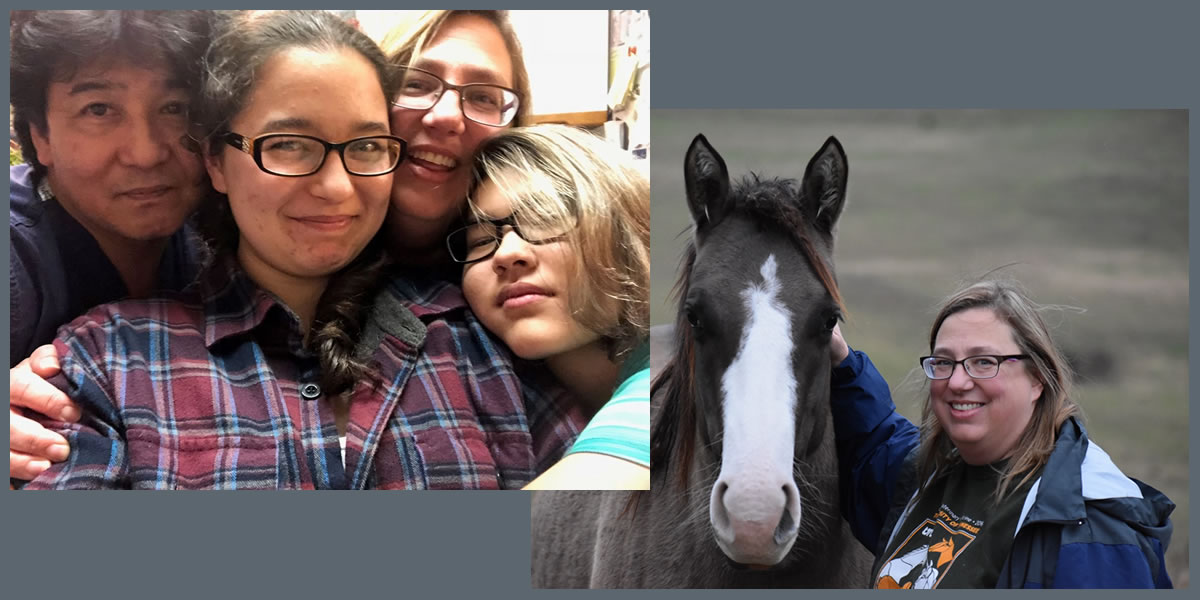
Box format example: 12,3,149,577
946,361,975,391
117,115,171,168
308,150,355,202
490,229,535,274
421,89,467,135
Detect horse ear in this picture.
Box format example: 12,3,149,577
802,136,848,234
684,134,731,229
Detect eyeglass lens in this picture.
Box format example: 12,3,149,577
923,356,1003,379
259,135,402,176
448,218,569,263
393,68,518,126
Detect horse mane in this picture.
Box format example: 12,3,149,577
646,173,845,495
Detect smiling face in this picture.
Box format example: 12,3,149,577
29,58,206,246
929,307,1045,465
459,179,599,360
387,14,515,248
205,46,392,292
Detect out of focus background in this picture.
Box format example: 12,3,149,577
650,109,1188,587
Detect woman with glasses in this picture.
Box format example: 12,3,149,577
380,11,532,270
22,11,541,490
452,125,650,489
828,280,1174,588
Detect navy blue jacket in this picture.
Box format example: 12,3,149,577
831,348,1174,588
9,164,202,365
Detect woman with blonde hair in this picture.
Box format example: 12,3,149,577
453,124,650,489
830,279,1174,588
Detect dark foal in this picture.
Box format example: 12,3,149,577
531,135,872,588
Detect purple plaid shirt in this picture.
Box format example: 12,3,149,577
24,258,582,490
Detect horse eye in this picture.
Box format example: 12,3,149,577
685,307,703,330
824,315,839,331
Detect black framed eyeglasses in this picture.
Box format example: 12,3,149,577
919,354,1030,380
221,132,407,177
391,66,520,127
446,215,572,264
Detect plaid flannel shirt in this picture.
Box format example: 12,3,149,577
24,258,581,490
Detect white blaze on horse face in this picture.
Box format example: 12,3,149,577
710,254,802,566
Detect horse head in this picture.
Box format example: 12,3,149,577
656,134,848,568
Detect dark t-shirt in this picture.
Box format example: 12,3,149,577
9,164,202,365
873,460,1038,589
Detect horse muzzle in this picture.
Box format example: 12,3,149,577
708,468,802,566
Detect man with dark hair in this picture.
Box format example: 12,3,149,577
9,10,213,479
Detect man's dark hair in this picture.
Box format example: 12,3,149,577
10,10,213,180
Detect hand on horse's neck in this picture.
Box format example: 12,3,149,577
545,340,619,417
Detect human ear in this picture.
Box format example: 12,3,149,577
29,123,54,168
204,149,228,194
1029,375,1044,403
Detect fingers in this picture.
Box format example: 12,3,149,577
29,344,62,378
830,323,850,365
10,408,69,460
10,407,69,480
10,450,52,481
10,355,79,422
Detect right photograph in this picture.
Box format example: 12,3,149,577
532,109,1187,588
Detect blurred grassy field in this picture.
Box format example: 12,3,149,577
650,110,1189,587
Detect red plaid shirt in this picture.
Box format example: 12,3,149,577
24,259,582,490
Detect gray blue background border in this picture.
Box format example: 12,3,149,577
3,1,1195,597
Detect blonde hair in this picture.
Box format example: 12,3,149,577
379,10,532,126
916,279,1083,501
470,125,650,361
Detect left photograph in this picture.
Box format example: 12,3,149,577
9,9,649,490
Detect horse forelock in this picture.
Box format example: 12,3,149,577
733,174,846,316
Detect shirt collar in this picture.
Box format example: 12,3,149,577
199,253,306,350
36,173,54,203
616,337,651,385
384,266,470,318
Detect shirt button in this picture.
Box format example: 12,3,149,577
300,383,321,400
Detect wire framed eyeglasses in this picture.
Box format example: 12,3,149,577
919,354,1030,380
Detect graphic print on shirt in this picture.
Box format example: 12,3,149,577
875,506,980,589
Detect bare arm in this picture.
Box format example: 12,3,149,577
523,452,649,490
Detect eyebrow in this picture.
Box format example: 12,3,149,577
412,59,508,86
931,346,1008,357
67,77,187,95
68,81,117,95
258,118,390,137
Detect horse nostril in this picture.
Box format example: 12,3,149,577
775,482,802,544
711,481,731,529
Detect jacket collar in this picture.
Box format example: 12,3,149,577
1020,416,1090,524
1018,416,1165,528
